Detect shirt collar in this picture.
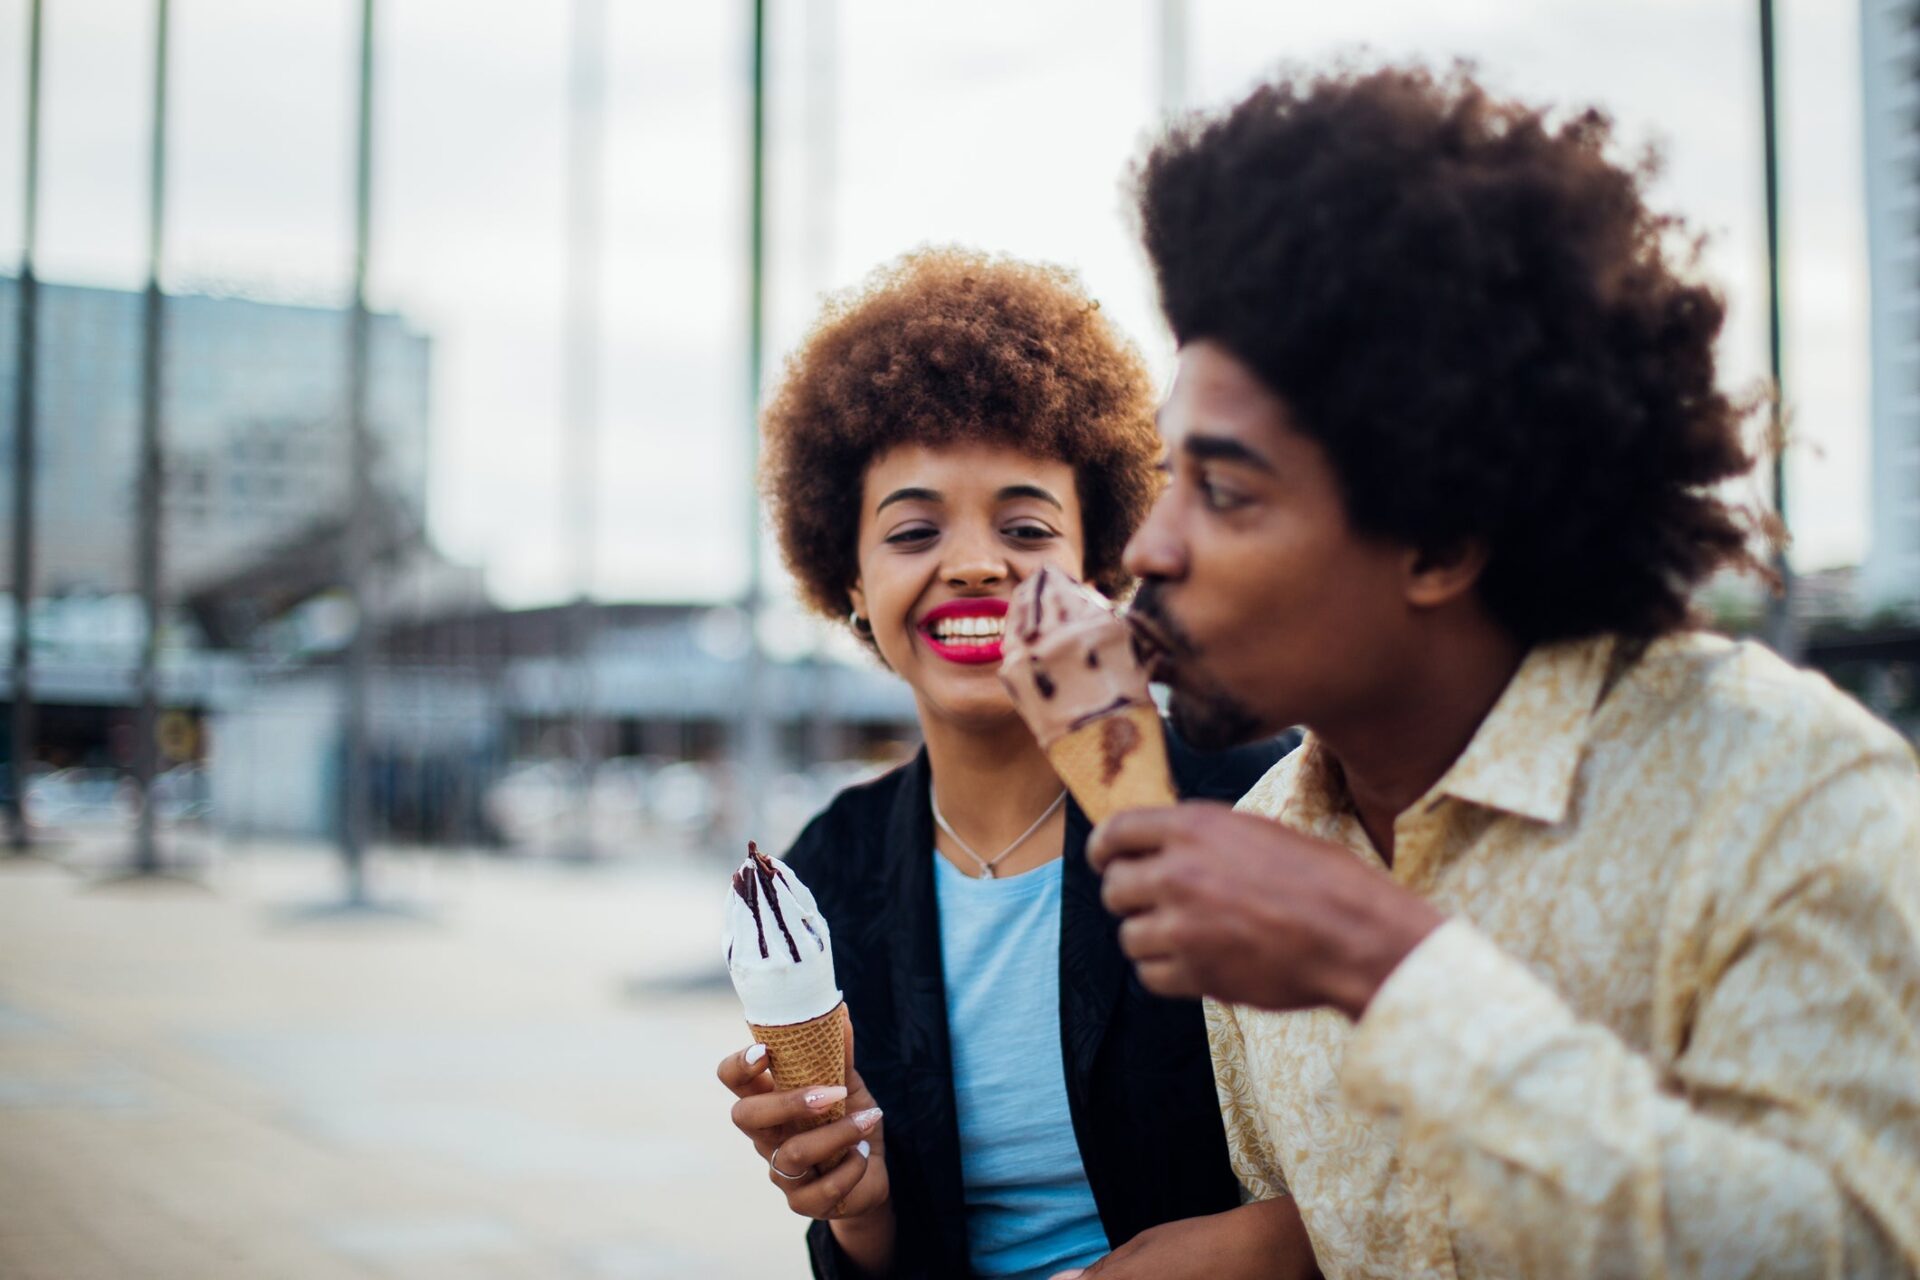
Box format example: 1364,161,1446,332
1425,634,1618,826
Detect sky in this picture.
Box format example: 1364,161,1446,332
0,0,1874,611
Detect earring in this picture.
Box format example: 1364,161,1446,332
848,610,872,637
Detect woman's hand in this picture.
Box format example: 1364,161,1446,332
717,1034,895,1275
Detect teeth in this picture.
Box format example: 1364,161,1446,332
931,615,1005,642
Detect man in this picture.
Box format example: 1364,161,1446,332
1061,64,1920,1279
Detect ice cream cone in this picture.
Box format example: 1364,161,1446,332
725,841,850,1171
749,1001,850,1171
999,568,1178,824
1045,702,1176,824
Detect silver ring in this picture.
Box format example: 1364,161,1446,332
769,1145,808,1181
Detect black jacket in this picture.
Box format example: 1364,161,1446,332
784,730,1291,1279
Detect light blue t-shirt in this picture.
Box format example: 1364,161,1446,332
933,850,1109,1280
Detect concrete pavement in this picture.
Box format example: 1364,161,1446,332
0,833,818,1279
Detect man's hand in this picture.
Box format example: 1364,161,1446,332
1049,1198,1322,1280
1086,801,1446,1018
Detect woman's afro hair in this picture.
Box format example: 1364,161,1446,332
761,248,1162,620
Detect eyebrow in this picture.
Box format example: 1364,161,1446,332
1182,432,1277,475
875,486,941,513
995,483,1063,510
874,484,1065,513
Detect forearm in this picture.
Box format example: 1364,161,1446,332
1069,1197,1322,1280
1436,1090,1907,1277
1231,1196,1321,1280
1345,922,1920,1278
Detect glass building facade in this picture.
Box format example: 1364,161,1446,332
1862,0,1920,611
1,278,431,597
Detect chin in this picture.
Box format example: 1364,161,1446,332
1166,689,1267,751
916,675,1021,728
1159,654,1275,750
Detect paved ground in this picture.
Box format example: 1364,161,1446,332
0,830,817,1279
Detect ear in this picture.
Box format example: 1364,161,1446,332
847,579,868,623
1403,540,1489,610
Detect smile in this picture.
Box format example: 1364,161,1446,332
917,599,1008,665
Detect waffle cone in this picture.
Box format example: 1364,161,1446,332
1046,704,1175,825
748,1001,850,1171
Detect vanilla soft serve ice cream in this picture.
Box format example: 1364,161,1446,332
724,842,841,1027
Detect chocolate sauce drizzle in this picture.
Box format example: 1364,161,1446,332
730,841,803,963
1067,695,1140,733
1034,670,1056,699
729,852,768,959
1099,713,1140,784
1023,571,1049,643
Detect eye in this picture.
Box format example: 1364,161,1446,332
1004,522,1057,543
1198,471,1248,513
885,524,937,546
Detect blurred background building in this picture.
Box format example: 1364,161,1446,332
0,260,920,860
0,277,430,594
1861,0,1920,615
205,599,914,849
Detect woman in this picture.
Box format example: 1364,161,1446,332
715,250,1286,1280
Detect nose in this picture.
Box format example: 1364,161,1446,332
1124,487,1186,582
941,526,1009,590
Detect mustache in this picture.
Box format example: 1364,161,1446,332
1125,581,1199,664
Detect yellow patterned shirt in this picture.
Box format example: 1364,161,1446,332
1209,631,1920,1279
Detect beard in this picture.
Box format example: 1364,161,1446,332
1166,683,1265,752
1128,581,1267,751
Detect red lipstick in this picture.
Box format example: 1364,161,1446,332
916,598,1009,666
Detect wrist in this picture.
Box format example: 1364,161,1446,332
829,1202,895,1277
1322,893,1446,1020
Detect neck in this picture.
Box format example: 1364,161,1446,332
918,701,1067,876
1315,615,1525,866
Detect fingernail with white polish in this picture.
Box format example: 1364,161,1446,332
852,1106,883,1133
744,1044,766,1065
856,1140,871,1159
804,1085,848,1109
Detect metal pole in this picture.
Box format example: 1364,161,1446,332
1158,0,1188,118
563,0,607,859
131,0,172,875
800,0,839,772
804,0,837,299
1758,0,1797,659
340,0,376,903
735,0,774,854
7,0,44,851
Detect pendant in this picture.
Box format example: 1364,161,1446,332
981,865,996,880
